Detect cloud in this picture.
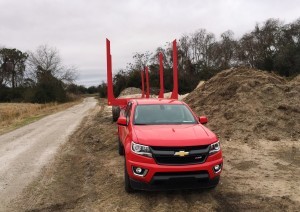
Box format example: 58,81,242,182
1,0,299,86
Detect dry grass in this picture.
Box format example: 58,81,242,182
0,100,82,135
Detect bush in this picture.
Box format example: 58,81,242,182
31,79,67,103
0,86,24,102
98,83,107,98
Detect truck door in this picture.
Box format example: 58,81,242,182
120,102,132,143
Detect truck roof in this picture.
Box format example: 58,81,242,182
132,98,183,105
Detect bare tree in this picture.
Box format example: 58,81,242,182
179,34,191,60
218,30,237,68
27,45,77,84
190,29,216,67
130,51,152,71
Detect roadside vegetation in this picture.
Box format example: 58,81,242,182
0,45,76,103
0,100,82,135
0,45,99,133
2,18,299,101
0,45,100,103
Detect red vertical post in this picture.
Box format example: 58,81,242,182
141,69,145,98
105,39,131,106
145,66,150,98
106,38,115,105
171,39,178,99
158,52,164,98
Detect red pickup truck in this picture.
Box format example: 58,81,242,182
117,98,223,192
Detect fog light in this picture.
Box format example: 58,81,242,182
132,166,148,177
213,164,222,173
135,167,142,174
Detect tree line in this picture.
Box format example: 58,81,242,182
0,45,83,103
107,18,300,97
2,18,299,101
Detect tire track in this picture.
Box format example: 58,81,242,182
0,97,97,211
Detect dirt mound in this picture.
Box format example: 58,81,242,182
119,87,142,97
111,87,143,121
184,68,300,141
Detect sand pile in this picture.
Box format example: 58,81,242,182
118,87,142,97
112,87,143,121
184,68,300,141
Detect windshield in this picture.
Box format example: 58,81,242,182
134,104,197,125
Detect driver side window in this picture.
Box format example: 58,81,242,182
125,103,132,124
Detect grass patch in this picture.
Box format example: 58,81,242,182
0,99,82,135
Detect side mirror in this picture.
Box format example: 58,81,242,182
199,116,208,124
117,116,127,126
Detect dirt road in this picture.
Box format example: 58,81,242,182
8,99,299,212
0,97,97,211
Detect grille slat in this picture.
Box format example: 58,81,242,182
151,145,210,165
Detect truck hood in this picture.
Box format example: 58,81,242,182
132,124,217,147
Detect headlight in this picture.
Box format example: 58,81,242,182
209,141,220,155
131,141,152,157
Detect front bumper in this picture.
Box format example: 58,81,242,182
130,173,220,191
126,150,223,190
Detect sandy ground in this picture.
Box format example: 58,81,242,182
8,99,300,212
0,97,97,211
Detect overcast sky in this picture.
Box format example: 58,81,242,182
1,0,299,86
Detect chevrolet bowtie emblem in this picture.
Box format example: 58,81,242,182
174,151,189,157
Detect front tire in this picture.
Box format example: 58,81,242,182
112,106,120,122
124,161,134,193
118,138,124,155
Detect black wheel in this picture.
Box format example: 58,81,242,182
124,161,134,193
118,137,124,156
112,106,120,122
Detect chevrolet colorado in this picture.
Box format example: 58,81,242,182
117,98,223,192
